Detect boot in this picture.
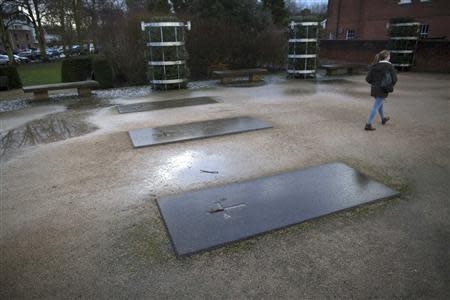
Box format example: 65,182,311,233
365,124,376,131
382,117,390,125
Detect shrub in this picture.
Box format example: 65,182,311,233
92,57,115,88
61,56,92,82
96,9,149,86
0,65,22,89
287,58,316,70
390,17,415,24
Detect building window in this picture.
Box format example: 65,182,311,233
419,24,429,38
346,29,355,40
398,0,411,4
26,33,29,41
13,33,18,40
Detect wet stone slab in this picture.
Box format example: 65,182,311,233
157,162,400,256
128,116,272,148
117,96,218,114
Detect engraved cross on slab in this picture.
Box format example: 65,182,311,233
207,198,246,219
152,130,178,138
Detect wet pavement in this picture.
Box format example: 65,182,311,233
128,116,272,148
1,72,449,299
159,162,399,256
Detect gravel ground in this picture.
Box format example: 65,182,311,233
1,72,449,299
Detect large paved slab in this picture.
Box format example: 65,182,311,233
128,116,272,148
158,162,399,256
117,96,217,114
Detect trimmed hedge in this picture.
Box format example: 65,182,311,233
92,57,115,89
389,25,419,37
288,19,319,77
289,42,317,54
390,52,414,65
288,58,316,70
289,26,318,39
388,17,419,68
390,17,415,24
61,56,115,88
61,56,92,82
143,16,189,90
0,65,22,89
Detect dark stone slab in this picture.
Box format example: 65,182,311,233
157,163,400,256
128,116,272,148
117,96,217,114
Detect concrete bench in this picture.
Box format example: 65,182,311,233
321,64,367,76
23,80,99,100
213,68,268,84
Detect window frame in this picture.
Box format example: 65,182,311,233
345,29,355,40
419,24,429,38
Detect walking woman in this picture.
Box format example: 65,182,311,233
365,50,398,131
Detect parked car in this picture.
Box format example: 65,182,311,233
14,55,30,63
0,54,31,64
18,49,32,58
0,54,9,65
46,48,60,59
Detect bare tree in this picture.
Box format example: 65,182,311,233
17,0,48,60
0,1,19,64
45,0,70,52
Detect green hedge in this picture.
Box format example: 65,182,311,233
147,26,185,43
287,58,316,70
92,57,115,89
289,42,317,54
0,65,22,89
387,39,417,51
61,56,92,82
143,16,189,90
389,25,419,37
390,17,415,24
289,26,318,39
61,56,115,88
288,21,319,77
150,46,185,61
390,52,414,65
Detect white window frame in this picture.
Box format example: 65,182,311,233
419,24,429,38
398,0,412,4
346,29,355,40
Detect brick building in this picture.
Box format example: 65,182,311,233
325,0,450,40
1,7,37,51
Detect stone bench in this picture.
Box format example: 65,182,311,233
23,80,99,100
320,64,367,76
0,75,8,90
212,68,268,84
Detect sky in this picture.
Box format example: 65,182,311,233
296,0,329,6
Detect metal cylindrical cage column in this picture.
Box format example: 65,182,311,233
287,21,319,79
387,21,420,71
141,21,191,90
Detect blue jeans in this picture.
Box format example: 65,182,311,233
367,97,385,124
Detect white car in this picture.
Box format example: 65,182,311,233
0,54,30,64
0,54,9,65
15,55,29,63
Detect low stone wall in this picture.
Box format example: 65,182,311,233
319,39,450,73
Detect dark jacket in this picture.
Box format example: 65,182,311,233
365,61,398,98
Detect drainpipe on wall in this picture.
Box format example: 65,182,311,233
335,0,342,39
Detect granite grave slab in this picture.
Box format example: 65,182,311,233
117,96,217,114
157,162,400,255
128,116,272,148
